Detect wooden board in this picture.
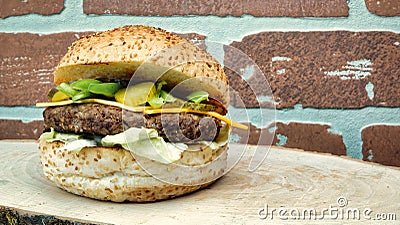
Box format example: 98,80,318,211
0,141,399,224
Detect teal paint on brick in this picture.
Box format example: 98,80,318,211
365,82,375,100
0,106,44,122
229,133,241,144
367,149,373,160
324,59,373,80
241,65,254,80
276,134,288,146
271,56,292,62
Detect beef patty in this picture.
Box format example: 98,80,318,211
43,103,221,143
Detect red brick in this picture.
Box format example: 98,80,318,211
365,0,400,16
242,0,348,17
83,0,348,17
273,122,346,155
0,0,64,18
232,122,346,155
0,120,43,139
362,125,400,167
0,32,90,106
0,31,205,106
226,31,400,109
172,32,206,50
84,0,242,16
231,122,274,145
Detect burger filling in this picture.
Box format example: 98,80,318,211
37,79,246,163
43,103,222,143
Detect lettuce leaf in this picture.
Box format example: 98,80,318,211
187,90,209,104
40,128,82,142
102,127,186,164
39,128,57,140
101,127,142,147
40,125,230,163
148,81,176,108
64,139,97,153
39,128,97,153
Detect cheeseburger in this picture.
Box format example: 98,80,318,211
36,25,247,202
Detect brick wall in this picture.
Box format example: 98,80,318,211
0,0,399,167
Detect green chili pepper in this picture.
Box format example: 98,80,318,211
148,97,165,109
88,83,122,98
57,83,79,97
71,79,102,91
160,90,176,103
72,90,92,101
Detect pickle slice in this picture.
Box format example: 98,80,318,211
115,82,156,106
48,88,70,102
183,102,216,112
162,101,226,115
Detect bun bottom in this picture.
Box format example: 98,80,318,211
55,174,215,202
38,140,227,202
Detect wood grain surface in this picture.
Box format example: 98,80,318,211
0,141,399,224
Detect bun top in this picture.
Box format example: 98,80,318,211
54,25,229,108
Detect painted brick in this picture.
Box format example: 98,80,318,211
272,122,346,155
0,120,43,139
83,0,348,17
365,0,400,17
231,122,274,145
232,122,346,156
362,125,400,167
0,31,205,106
226,31,400,109
0,32,90,106
0,0,64,18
